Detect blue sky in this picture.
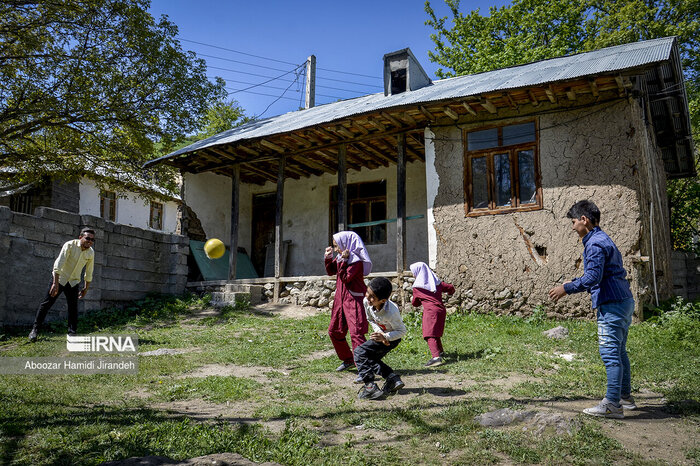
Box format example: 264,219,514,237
148,0,510,119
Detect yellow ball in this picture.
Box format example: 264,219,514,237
204,238,225,259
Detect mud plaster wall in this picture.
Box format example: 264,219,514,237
428,99,672,318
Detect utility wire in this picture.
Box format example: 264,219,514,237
257,67,305,118
197,52,296,73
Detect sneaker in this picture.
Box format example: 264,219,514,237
358,382,385,400
335,361,355,372
620,395,637,410
353,375,364,384
28,327,38,342
583,398,624,419
381,374,405,394
425,357,444,367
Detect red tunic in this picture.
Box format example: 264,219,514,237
325,257,368,362
411,282,455,338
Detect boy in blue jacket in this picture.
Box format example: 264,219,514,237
549,200,636,419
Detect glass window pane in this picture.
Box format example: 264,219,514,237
471,157,488,209
495,153,511,207
467,128,498,151
503,122,535,146
370,200,386,244
518,150,537,204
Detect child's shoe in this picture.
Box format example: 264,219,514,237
425,357,444,367
582,398,624,419
620,395,637,410
28,327,38,342
381,374,405,394
353,375,364,384
358,382,385,400
335,361,354,372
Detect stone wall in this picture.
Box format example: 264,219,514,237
0,205,189,327
426,98,673,319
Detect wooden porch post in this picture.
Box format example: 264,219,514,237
228,165,240,281
396,134,407,305
337,144,347,232
273,157,286,302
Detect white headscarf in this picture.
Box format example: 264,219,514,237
410,261,441,292
333,231,372,275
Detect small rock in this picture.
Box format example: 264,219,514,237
474,408,536,427
543,326,569,339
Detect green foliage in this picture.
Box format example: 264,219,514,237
644,296,700,349
157,376,261,403
425,0,700,250
0,0,226,194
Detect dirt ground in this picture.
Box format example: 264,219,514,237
135,304,698,465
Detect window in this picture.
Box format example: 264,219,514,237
149,201,163,230
464,120,541,216
100,190,116,221
330,181,387,245
10,192,33,214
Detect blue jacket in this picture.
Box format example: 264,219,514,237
563,227,633,308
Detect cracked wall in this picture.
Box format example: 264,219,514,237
428,99,672,319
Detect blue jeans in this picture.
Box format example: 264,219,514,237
597,298,635,403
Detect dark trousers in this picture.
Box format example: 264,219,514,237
33,278,79,334
354,338,401,383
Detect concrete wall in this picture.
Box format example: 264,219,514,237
427,99,673,318
184,161,428,276
79,178,179,233
0,206,189,327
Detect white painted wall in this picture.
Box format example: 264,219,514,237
184,161,429,276
78,177,179,233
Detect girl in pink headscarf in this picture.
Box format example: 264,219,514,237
410,261,455,367
324,231,372,372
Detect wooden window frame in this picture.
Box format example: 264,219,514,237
464,120,543,217
329,180,388,245
99,190,116,221
149,201,163,230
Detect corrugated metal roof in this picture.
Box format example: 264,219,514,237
153,37,675,163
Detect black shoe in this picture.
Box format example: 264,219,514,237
28,327,38,342
358,382,385,400
425,357,444,367
381,374,405,394
336,361,355,372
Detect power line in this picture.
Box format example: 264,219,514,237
257,68,305,118
179,38,299,66
225,88,300,101
208,64,301,81
317,66,381,80
212,75,372,96
197,52,296,73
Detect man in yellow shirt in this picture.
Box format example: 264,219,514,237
28,228,95,341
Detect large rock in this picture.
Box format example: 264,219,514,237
543,326,569,339
474,408,536,427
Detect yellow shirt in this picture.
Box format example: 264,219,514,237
53,239,94,287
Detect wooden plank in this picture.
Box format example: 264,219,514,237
238,145,259,156
350,143,389,167
260,139,285,153
396,134,407,279
241,162,279,183
368,117,386,132
462,101,477,116
615,75,626,96
545,85,557,103
335,125,355,139
480,98,497,114
589,79,599,97
419,106,435,121
565,87,576,101
315,126,340,142
273,157,286,301
401,111,417,125
503,92,518,109
442,106,459,121
381,111,403,128
351,121,370,135
528,89,539,107
337,144,347,231
228,165,240,281
287,133,312,147
355,141,394,165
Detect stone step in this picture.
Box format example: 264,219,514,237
209,291,249,307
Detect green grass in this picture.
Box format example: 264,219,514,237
0,294,698,465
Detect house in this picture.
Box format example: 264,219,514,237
146,37,695,317
0,168,180,234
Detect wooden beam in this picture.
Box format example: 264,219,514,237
462,101,477,116
545,85,557,104
287,133,312,148
396,133,407,278
527,89,539,107
241,162,279,183
381,111,403,128
286,158,323,177
350,143,389,167
260,139,285,153
292,155,335,173
368,117,386,132
401,111,417,125
442,106,459,121
503,92,518,109
565,87,576,101
209,147,238,161
615,76,626,96
419,106,435,121
238,145,259,156
351,121,369,136
304,130,324,144
589,79,599,97
228,165,240,281
337,144,347,231
315,126,340,142
335,125,355,139
480,98,497,114
273,157,285,301
356,141,395,165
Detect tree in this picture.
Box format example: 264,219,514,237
425,0,700,251
197,99,250,140
0,0,226,194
